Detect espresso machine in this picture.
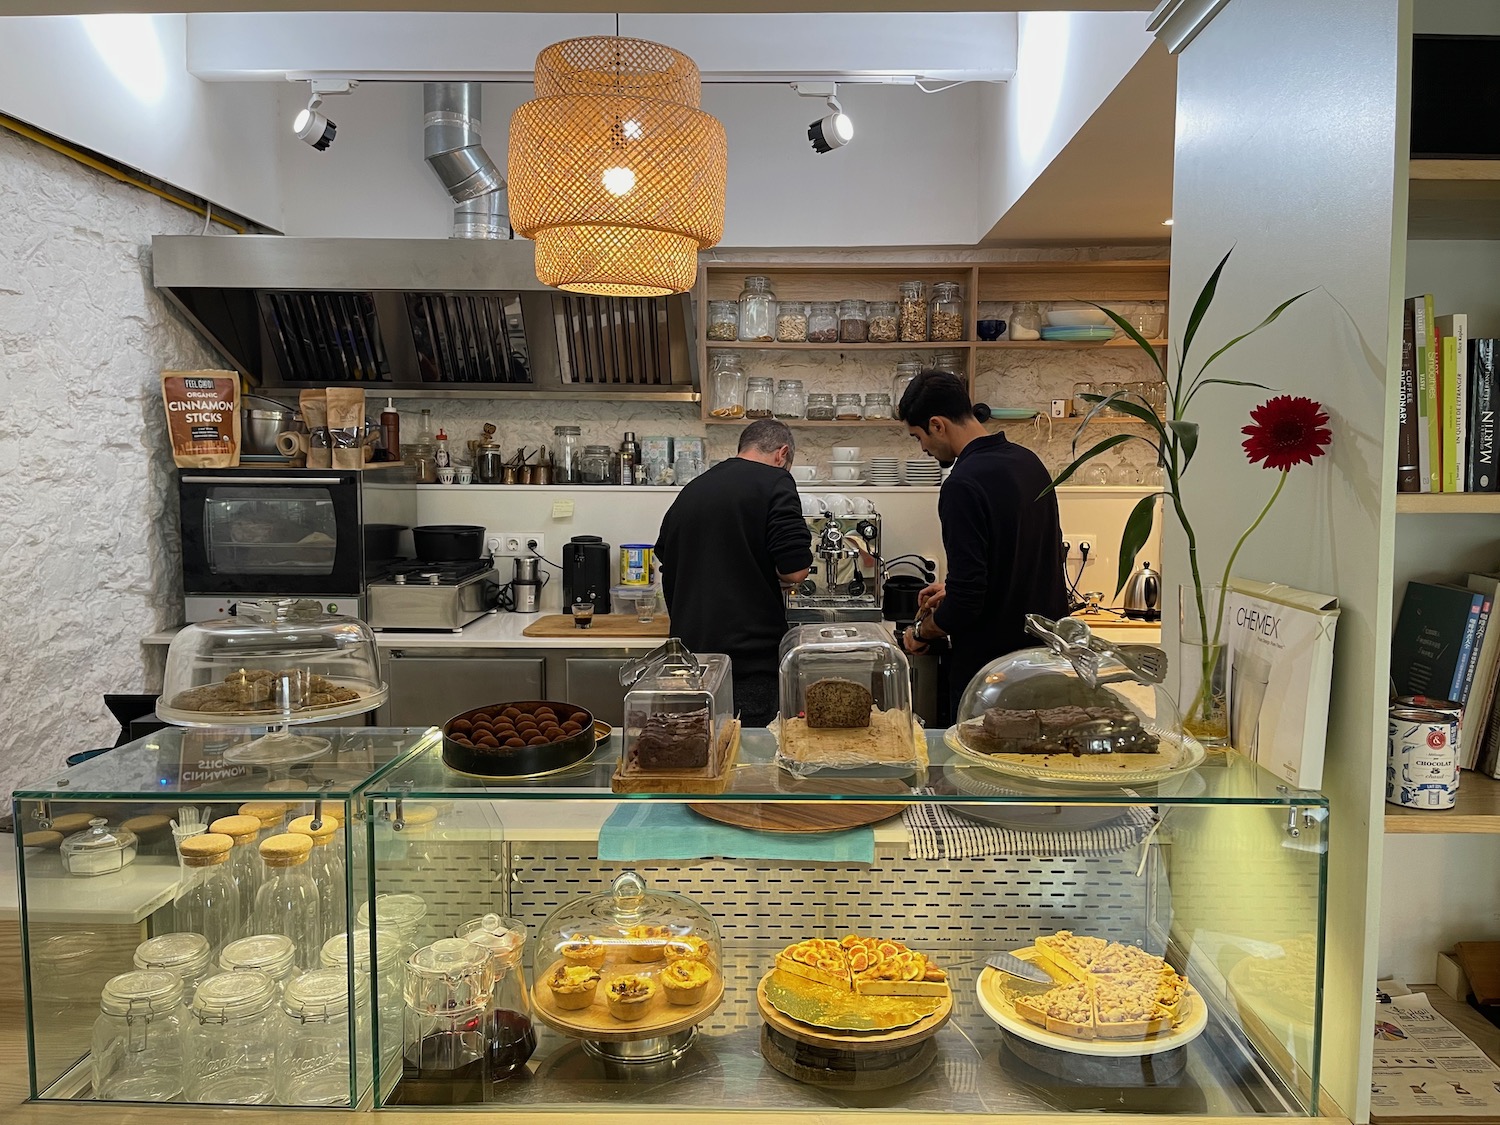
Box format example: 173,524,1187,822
786,512,883,623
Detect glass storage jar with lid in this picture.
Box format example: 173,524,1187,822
157,600,386,765
1010,300,1043,340
219,933,298,990
931,349,965,377
619,642,733,781
863,392,893,420
898,281,928,341
744,377,774,419
552,425,582,484
773,379,805,419
456,914,534,1079
947,614,1192,784
172,834,240,954
185,969,279,1104
357,892,430,949
807,301,838,343
775,301,809,342
892,360,922,406
254,833,321,969
775,623,918,773
135,931,215,998
706,300,738,341
535,870,722,1060
322,929,407,1077
277,967,362,1105
579,444,616,485
838,299,870,343
834,393,863,421
805,393,836,421
33,932,116,1026
737,275,775,341
60,817,136,877
91,970,187,1102
929,281,965,341
708,352,745,419
868,300,899,343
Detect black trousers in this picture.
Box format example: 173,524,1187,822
734,671,779,728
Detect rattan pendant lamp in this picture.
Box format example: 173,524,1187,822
507,35,728,296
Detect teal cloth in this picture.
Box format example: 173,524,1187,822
598,800,876,864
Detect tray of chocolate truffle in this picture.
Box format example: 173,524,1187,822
443,700,604,779
532,871,726,1062
944,614,1204,787
771,624,927,779
611,645,741,794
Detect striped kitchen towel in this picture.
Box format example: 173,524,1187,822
904,800,1158,860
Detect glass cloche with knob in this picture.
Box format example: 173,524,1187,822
946,614,1199,786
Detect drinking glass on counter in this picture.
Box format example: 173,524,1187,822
571,600,595,629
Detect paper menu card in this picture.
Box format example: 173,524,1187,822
1371,990,1500,1120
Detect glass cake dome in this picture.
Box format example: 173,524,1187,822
536,870,721,974
947,614,1199,786
158,599,387,763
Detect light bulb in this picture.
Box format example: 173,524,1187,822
602,166,636,197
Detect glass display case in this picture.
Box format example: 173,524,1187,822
357,728,1328,1117
12,725,433,1106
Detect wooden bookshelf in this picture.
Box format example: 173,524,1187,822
1408,159,1500,239
1385,772,1500,834
1394,493,1500,514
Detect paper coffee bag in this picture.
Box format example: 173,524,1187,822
162,370,240,467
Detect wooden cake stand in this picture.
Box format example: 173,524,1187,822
533,957,726,1063
756,971,952,1090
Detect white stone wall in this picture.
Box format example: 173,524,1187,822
0,128,219,802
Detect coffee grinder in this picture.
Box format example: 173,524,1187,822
512,556,542,613
562,535,612,613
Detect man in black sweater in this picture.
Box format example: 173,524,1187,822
656,419,813,726
896,371,1068,714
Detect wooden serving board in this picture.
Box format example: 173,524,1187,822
756,971,952,1051
522,613,671,638
689,798,906,834
532,957,725,1042
611,720,741,795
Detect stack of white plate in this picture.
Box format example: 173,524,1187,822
867,456,901,485
904,459,942,486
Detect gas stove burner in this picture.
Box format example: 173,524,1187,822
373,559,493,586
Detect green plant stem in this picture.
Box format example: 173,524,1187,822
1208,470,1289,650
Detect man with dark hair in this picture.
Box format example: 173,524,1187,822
655,419,813,726
896,371,1068,714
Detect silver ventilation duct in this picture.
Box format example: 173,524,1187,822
423,82,508,240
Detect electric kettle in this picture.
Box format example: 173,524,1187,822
1122,561,1161,621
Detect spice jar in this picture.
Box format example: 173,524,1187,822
930,282,965,341
552,425,581,484
805,393,836,421
1010,301,1042,340
835,393,863,421
775,301,809,342
807,302,838,343
863,392,893,420
774,379,806,419
898,281,928,341
709,353,745,419
707,300,738,341
737,275,775,341
892,360,922,407
277,967,363,1105
868,301,899,343
91,970,187,1101
185,970,279,1104
745,377,774,419
838,299,870,343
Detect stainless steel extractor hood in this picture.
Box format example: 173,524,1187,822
151,234,699,400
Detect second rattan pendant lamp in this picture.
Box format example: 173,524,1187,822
507,35,728,296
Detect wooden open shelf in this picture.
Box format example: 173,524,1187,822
705,341,963,351
1394,493,1500,514
1385,772,1500,833
1408,160,1500,239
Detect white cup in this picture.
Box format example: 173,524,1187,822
800,495,822,517
851,496,877,514
790,465,816,482
831,463,862,481
822,493,854,515
832,446,862,462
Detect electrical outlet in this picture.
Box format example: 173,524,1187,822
485,532,504,556
497,532,546,557
1064,533,1097,561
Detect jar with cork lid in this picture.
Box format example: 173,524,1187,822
288,814,344,944
253,833,320,970
210,813,266,941
171,834,241,955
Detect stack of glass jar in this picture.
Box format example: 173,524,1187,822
710,275,967,345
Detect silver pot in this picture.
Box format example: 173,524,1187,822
1121,561,1161,621
242,397,296,456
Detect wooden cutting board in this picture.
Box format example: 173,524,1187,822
688,765,910,833
522,613,671,637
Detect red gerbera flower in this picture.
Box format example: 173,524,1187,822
1241,395,1332,472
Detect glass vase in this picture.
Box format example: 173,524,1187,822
1178,584,1230,747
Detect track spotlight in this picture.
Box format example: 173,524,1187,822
293,99,336,151
793,82,853,154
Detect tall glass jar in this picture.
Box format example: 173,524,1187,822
172,834,241,957
932,349,965,377
807,301,838,343
457,914,535,1080
185,970,279,1104
773,379,806,419
892,360,922,407
552,425,582,484
868,300,899,343
863,392,893,420
706,300,738,341
775,301,809,342
745,377,774,419
277,968,362,1105
134,932,215,1000
219,933,298,991
805,393,836,421
709,353,746,419
737,275,775,342
253,833,321,970
91,970,187,1102
835,393,864,421
288,815,345,944
930,281,965,341
898,281,928,341
209,814,265,941
838,299,870,343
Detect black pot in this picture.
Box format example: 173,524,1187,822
882,574,925,623
413,524,486,562
363,523,406,561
